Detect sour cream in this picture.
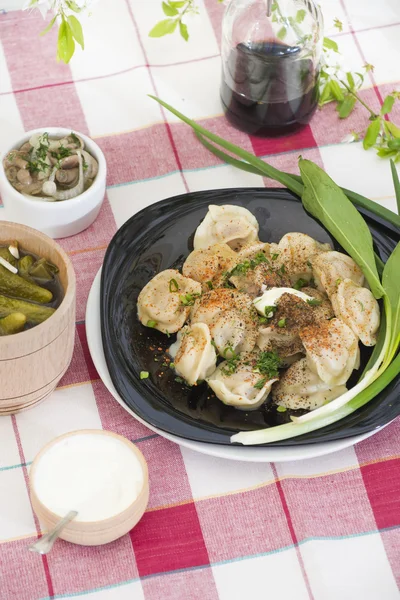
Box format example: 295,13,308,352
253,287,313,316
33,433,145,522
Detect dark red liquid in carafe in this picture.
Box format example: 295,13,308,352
220,41,319,136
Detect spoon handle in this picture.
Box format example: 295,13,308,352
28,510,78,555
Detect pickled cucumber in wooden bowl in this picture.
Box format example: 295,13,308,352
0,241,63,336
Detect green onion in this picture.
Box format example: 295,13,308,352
264,305,276,318
180,293,200,306
293,278,308,290
147,320,157,328
307,298,322,306
271,253,279,260
276,406,287,413
140,371,149,379
278,318,287,328
169,278,179,292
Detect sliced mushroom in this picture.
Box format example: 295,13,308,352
5,166,18,183
17,169,32,185
19,142,32,153
17,181,44,195
56,168,79,185
53,151,84,200
60,155,79,169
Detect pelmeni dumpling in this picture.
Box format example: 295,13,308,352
331,279,380,346
207,360,278,410
312,251,364,298
169,323,217,385
212,310,258,357
301,287,334,323
236,241,271,261
193,205,259,251
257,325,304,358
269,233,331,284
272,358,347,410
190,288,254,327
137,269,201,334
182,243,237,284
300,318,360,386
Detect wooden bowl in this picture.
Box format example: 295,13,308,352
29,430,150,546
0,222,76,410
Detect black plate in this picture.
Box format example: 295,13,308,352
101,188,400,446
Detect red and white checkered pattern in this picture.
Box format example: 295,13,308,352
0,0,399,598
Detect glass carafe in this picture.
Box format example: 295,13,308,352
220,0,324,136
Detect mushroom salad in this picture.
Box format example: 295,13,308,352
3,132,98,201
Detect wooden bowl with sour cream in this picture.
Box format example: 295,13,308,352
29,430,150,546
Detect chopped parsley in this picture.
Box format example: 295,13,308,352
169,278,179,292
255,351,281,379
293,278,308,290
50,145,72,161
206,280,213,290
175,376,185,384
307,298,322,306
278,318,287,328
279,264,286,275
70,132,80,145
271,253,279,260
258,315,268,324
147,319,157,328
180,292,201,306
254,376,268,390
306,260,312,268
140,371,149,379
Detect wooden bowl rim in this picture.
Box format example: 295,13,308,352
30,429,149,527
0,221,76,351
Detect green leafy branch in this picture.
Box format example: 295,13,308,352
149,0,202,42
28,0,85,63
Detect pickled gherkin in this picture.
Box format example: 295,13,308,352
0,264,53,303
18,255,35,283
0,295,55,325
0,243,63,336
0,312,27,336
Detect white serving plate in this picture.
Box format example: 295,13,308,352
85,268,377,462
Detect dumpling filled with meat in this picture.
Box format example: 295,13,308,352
300,318,360,386
311,251,364,298
169,322,217,385
182,243,237,284
193,205,259,251
272,358,347,410
269,232,331,285
330,279,380,346
207,358,278,410
137,269,201,334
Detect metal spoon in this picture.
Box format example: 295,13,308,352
28,510,78,555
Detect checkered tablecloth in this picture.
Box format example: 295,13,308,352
0,0,399,598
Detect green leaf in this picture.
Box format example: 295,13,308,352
363,118,381,150
377,148,398,158
387,138,400,150
295,9,306,23
40,15,57,36
277,26,287,40
381,95,395,115
338,95,356,119
149,18,178,37
384,121,400,138
390,159,400,215
65,0,81,11
67,15,84,50
169,0,187,6
323,37,339,52
57,19,75,64
346,72,355,90
334,18,343,32
319,82,334,106
383,242,400,360
330,80,344,102
179,21,189,41
299,158,384,298
162,1,178,16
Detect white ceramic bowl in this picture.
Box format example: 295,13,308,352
0,127,106,239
